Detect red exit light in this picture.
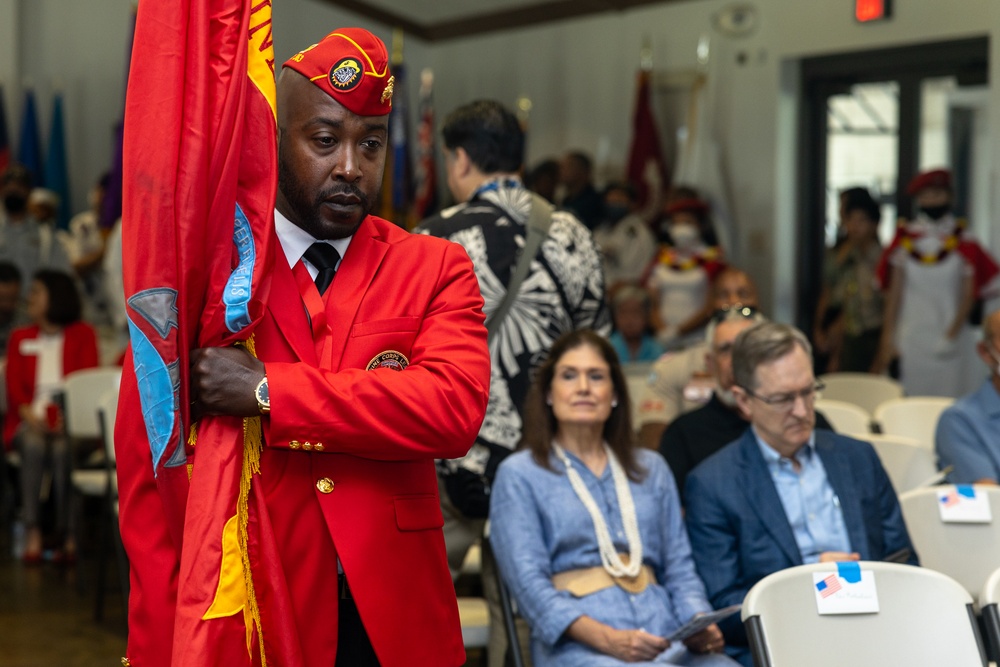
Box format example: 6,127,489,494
856,0,891,22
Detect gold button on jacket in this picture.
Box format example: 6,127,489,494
316,477,334,494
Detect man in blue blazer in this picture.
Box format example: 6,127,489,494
685,322,916,667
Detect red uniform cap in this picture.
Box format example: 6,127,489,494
666,197,710,217
282,28,394,117
906,169,951,196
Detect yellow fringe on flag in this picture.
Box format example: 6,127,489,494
238,334,267,667
193,335,267,666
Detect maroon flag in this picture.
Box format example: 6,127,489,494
626,69,668,208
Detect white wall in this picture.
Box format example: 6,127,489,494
416,0,994,318
7,0,997,319
10,0,133,213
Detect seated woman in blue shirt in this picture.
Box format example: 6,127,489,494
490,329,738,666
609,285,664,364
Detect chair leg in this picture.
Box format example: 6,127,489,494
93,490,110,622
113,503,131,625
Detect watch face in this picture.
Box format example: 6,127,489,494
257,380,269,406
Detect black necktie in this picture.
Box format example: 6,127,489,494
303,242,341,296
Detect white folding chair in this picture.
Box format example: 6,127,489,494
979,566,1000,661
899,485,1000,601
815,399,871,434
742,561,987,666
622,362,654,433
856,432,942,494
64,367,123,440
458,596,490,648
68,368,123,498
874,396,955,448
818,372,903,416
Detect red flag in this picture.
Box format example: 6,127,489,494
411,68,438,224
626,69,668,208
120,0,289,664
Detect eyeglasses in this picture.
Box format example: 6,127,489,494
711,304,759,324
741,381,825,410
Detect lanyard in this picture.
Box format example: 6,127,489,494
292,260,335,369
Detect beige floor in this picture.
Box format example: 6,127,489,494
0,527,127,667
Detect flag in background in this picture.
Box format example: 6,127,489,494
380,29,412,226
411,68,437,224
119,0,292,663
0,85,10,175
99,8,136,230
17,89,42,185
44,92,71,230
674,35,736,257
626,64,668,209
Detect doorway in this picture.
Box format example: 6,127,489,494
796,37,989,334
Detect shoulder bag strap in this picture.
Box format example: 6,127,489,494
484,193,554,342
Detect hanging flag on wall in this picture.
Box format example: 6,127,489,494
625,66,668,209
380,29,411,226
99,8,136,230
44,92,71,230
17,89,42,186
0,86,10,175
411,68,437,224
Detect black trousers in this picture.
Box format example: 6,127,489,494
335,575,380,667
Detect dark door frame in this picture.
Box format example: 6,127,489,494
795,36,988,333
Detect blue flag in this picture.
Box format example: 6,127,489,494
0,85,10,174
44,93,71,230
17,89,42,185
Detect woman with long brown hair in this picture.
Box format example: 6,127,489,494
489,329,735,666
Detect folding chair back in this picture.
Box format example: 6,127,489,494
743,561,985,666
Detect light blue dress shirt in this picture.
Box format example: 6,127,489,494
936,378,1000,484
490,448,737,666
753,430,853,562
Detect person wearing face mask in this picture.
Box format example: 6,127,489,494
658,308,835,500
873,169,1000,397
935,308,1000,485
0,166,72,299
635,267,759,450
644,197,725,351
593,181,658,291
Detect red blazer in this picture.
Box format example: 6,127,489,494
117,215,490,667
4,321,100,446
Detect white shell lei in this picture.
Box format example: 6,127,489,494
554,442,643,578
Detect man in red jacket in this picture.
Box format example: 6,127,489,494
119,28,490,667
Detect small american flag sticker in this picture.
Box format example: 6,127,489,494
815,574,842,598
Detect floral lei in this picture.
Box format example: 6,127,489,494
898,218,965,264
657,245,720,271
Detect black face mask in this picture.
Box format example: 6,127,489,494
2,193,26,214
919,204,951,221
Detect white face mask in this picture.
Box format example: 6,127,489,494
912,234,942,257
671,222,701,249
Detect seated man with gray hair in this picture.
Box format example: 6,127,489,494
936,307,1000,484
684,321,916,667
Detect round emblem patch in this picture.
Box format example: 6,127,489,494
366,350,409,372
329,58,363,91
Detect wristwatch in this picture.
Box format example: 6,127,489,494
255,377,270,414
